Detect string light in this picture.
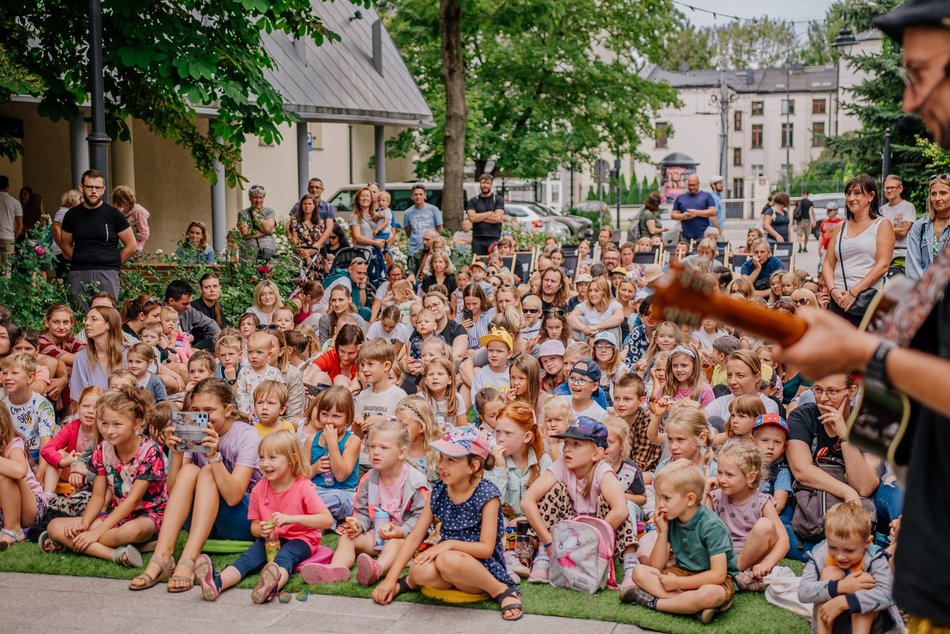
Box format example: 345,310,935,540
670,0,819,25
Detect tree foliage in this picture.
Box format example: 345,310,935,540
662,17,800,71
0,1,366,185
384,0,681,182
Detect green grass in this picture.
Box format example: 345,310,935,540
0,533,809,634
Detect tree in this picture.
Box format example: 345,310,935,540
661,17,800,71
439,0,466,231
0,1,362,185
824,0,934,208
384,0,681,222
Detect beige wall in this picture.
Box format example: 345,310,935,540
2,104,421,251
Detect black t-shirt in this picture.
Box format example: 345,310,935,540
466,194,505,240
191,297,230,328
61,203,130,270
439,320,467,346
795,198,814,221
422,273,458,297
893,288,950,622
787,402,844,464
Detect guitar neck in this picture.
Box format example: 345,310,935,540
705,293,807,348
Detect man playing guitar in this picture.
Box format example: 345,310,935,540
776,3,950,630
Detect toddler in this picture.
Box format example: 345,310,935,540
253,380,294,438
234,331,284,414
127,342,168,403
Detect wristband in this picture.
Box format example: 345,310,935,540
828,579,839,597
207,454,223,464
542,541,552,549
863,340,896,390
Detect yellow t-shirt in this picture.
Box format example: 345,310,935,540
254,418,296,439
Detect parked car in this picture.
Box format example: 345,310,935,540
528,203,594,239
798,192,846,218
505,203,569,240
571,200,609,215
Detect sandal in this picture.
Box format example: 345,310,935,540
129,554,176,591
0,528,26,552
38,530,64,554
492,586,524,622
166,557,196,593
112,544,144,568
193,554,221,602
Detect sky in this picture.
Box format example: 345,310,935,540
679,0,837,34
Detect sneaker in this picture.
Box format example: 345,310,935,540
504,550,530,578
697,608,716,624
736,569,766,592
251,562,282,604
620,586,657,609
527,556,549,583
355,553,382,586
193,554,220,602
300,563,350,585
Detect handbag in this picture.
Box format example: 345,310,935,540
791,458,877,542
837,220,878,317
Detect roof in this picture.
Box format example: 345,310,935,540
645,64,839,94
263,0,433,128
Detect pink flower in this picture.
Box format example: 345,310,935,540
256,264,270,274
35,245,46,256
250,276,258,283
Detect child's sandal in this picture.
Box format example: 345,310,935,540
0,528,26,552
129,554,176,591
491,586,524,622
193,554,221,602
37,530,63,554
112,544,144,568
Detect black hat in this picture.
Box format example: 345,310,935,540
873,0,950,45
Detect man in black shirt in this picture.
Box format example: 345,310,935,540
60,169,138,312
793,191,815,254
466,173,505,255
779,3,950,627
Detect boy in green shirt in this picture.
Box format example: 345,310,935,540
621,459,738,623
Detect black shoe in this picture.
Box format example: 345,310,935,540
803,247,808,253
620,585,657,609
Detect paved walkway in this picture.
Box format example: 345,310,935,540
0,573,658,634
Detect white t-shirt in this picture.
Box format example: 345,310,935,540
366,321,411,345
0,191,22,241
693,327,730,352
571,400,608,422
471,366,510,398
355,384,407,421
881,200,915,256
3,392,56,456
429,391,467,431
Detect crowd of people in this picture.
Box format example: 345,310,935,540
1,2,949,630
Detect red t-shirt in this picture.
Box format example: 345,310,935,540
820,218,844,249
313,348,357,381
248,477,327,553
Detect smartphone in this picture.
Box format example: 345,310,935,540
462,309,473,321
305,383,331,397
172,411,210,454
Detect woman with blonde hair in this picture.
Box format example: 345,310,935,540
906,173,950,280
111,186,150,252
567,276,624,343
246,280,284,326
421,251,457,296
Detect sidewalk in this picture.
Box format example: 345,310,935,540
0,572,659,634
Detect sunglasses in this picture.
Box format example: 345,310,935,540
930,173,950,182
523,307,541,314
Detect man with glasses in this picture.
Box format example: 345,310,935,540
237,184,276,261
315,256,374,320
778,3,950,629
880,175,915,274
60,169,137,312
289,178,336,222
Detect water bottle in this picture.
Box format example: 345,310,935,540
321,468,335,488
374,509,390,551
514,519,533,568
264,521,280,562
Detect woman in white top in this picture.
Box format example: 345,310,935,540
566,276,624,344
821,174,895,326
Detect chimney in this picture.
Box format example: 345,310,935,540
372,20,383,76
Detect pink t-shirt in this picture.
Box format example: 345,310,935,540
708,488,770,552
548,457,614,515
4,437,43,499
672,383,715,407
377,464,410,525
248,477,327,553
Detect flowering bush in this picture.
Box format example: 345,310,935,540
0,240,70,330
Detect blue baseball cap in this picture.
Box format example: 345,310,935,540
570,359,602,384
552,416,609,449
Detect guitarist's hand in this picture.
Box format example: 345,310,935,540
773,307,878,380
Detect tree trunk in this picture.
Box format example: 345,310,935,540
439,0,466,231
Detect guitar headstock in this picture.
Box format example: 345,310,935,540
649,262,717,327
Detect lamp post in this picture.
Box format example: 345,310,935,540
86,0,110,186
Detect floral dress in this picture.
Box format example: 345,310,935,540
289,217,327,280
429,478,514,588
91,437,168,530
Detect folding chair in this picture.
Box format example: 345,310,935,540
515,249,537,281
633,250,658,265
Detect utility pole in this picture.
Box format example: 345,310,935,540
86,0,111,187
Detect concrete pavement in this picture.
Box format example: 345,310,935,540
0,572,659,634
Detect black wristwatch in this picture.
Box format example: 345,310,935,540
864,340,896,389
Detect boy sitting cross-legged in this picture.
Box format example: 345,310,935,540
621,459,738,624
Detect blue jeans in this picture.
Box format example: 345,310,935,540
231,538,311,579
873,481,904,547
185,493,253,541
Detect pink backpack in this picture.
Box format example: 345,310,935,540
549,515,617,594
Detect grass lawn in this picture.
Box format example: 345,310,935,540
0,532,809,634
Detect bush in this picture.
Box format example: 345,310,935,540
0,241,70,330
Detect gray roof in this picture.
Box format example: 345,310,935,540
645,64,839,94
263,0,433,128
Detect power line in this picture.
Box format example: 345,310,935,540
671,0,820,25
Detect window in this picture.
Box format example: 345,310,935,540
734,111,743,131
781,99,796,115
781,123,794,148
812,121,825,147
751,124,763,148
733,178,745,198
751,101,764,116
812,98,827,115
655,122,669,148
733,147,742,166
751,164,764,177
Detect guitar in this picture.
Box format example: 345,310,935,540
649,262,913,484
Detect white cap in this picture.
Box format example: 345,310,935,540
710,175,724,184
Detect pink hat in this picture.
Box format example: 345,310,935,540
430,425,490,459
536,339,565,358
